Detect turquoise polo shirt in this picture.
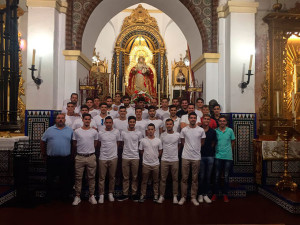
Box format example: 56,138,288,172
215,127,235,160
41,125,73,156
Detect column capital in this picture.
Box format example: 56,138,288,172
63,50,92,70
26,0,68,14
217,1,259,18
191,53,220,73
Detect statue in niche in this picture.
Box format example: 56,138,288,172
176,69,186,83
128,56,156,96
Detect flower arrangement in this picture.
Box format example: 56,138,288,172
131,90,152,105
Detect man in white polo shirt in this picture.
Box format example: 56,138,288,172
180,103,201,129
179,112,206,206
156,97,170,120
139,123,162,202
157,119,181,204
113,106,128,134
72,105,97,130
72,113,98,206
93,103,109,131
65,102,79,128
146,106,163,138
117,116,143,202
135,107,148,137
162,105,180,133
123,96,135,118
98,116,121,203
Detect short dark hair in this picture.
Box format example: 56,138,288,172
82,113,92,119
181,98,188,104
169,104,177,110
188,112,197,118
86,97,93,102
196,98,204,103
148,105,156,111
81,105,89,110
70,93,78,98
165,118,174,124
188,103,195,107
106,96,112,100
137,97,145,103
214,104,221,109
115,93,122,97
100,102,108,107
202,114,211,119
67,102,75,106
148,123,155,129
94,96,100,100
105,116,113,121
119,106,126,111
123,95,131,101
218,115,227,121
161,97,169,102
135,107,142,112
172,98,178,102
128,116,136,122
202,104,209,109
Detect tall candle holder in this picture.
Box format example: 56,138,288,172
29,64,42,86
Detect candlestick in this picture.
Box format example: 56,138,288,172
32,49,36,65
292,90,295,114
276,91,280,117
249,54,253,70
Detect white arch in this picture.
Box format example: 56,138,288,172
82,0,202,64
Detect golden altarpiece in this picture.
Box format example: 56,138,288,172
111,4,168,98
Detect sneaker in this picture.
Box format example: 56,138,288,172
203,195,212,203
211,194,217,201
108,193,115,202
117,195,129,202
153,195,158,202
132,194,139,202
173,196,178,204
157,196,164,204
72,196,81,206
191,198,199,206
198,195,204,203
89,195,97,205
178,197,186,205
223,195,229,203
139,195,145,203
98,194,104,204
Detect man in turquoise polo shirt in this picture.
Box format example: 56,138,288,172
41,113,73,201
211,115,235,203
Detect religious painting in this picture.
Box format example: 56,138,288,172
172,58,189,86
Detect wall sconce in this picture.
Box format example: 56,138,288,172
29,49,42,86
240,55,254,93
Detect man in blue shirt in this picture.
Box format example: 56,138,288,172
41,113,73,200
211,115,235,203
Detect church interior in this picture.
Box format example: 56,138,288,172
0,0,300,224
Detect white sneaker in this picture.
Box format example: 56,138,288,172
178,197,185,205
72,196,81,206
89,195,97,205
198,195,204,203
157,196,164,204
108,193,114,202
203,195,212,203
98,195,104,204
173,196,178,204
191,198,199,206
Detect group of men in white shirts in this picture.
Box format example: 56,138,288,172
57,92,234,206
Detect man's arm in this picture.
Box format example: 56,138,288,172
94,140,98,148
158,149,163,158
231,140,235,150
159,127,163,135
181,138,185,146
72,140,77,157
201,138,205,146
180,122,188,129
40,140,47,160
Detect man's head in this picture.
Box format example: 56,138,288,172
55,113,66,127
181,99,189,110
67,102,75,113
172,98,179,108
86,97,94,109
187,103,195,114
165,118,174,132
135,107,143,119
94,97,100,108
161,98,169,108
106,96,113,108
100,102,108,114
169,105,177,117
213,104,221,116
123,96,131,107
202,114,211,127
119,106,127,119
70,93,78,104
196,98,204,109
105,116,113,129
218,115,227,128
80,105,89,115
202,105,210,115
148,105,156,118
128,116,136,129
137,98,145,109
188,112,197,126
115,93,122,103
150,98,158,108
82,113,92,127
147,123,155,137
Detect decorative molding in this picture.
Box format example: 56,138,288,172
217,1,259,18
191,53,220,72
122,9,163,14
26,0,68,14
62,50,92,70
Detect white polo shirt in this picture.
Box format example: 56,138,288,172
65,115,79,128
163,117,181,132
139,137,162,166
156,108,170,121
180,114,201,126
93,114,109,131
160,131,180,162
180,126,206,160
135,119,148,137
121,130,143,159
72,118,97,130
142,109,149,119
73,128,98,154
146,119,163,138
98,128,120,160
113,118,128,134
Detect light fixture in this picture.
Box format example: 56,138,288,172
183,50,190,67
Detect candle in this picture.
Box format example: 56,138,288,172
292,90,295,114
276,91,280,117
122,82,125,95
32,49,36,65
248,55,253,70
